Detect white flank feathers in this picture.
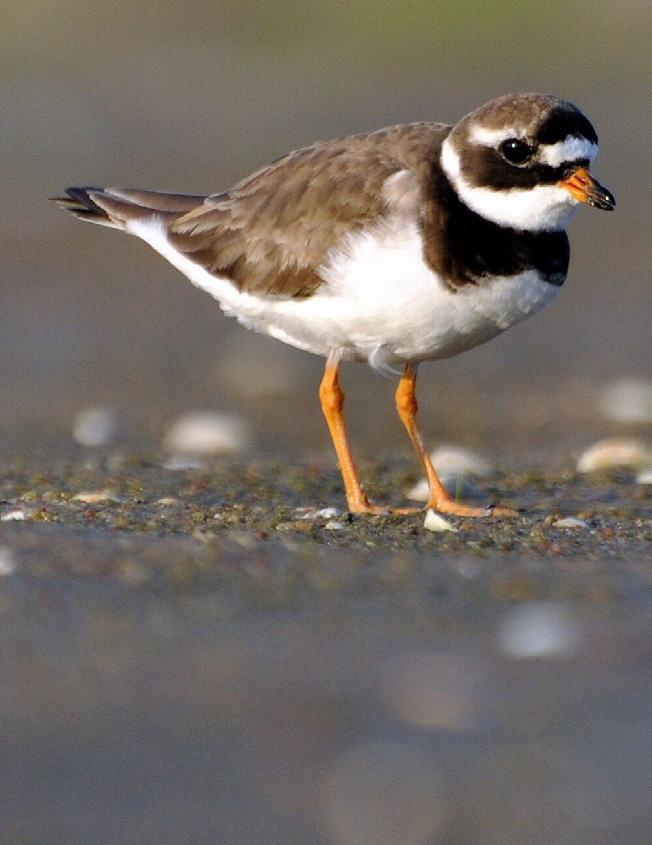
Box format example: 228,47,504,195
126,214,558,367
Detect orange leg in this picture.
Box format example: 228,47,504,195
319,359,388,514
395,364,516,517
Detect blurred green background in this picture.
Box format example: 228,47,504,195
1,0,650,460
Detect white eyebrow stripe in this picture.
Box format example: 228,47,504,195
469,125,522,145
538,137,598,167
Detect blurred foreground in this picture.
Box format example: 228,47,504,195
1,459,651,843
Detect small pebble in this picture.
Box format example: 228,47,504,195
599,378,652,424
73,490,115,504
0,547,18,576
162,412,249,456
408,446,492,500
577,438,652,473
1,510,26,522
431,445,493,478
300,507,342,520
407,479,430,501
423,510,458,533
156,497,180,506
636,468,652,485
325,520,345,531
162,455,207,470
552,517,589,529
498,602,583,659
73,407,123,447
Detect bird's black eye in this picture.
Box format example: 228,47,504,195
500,138,532,165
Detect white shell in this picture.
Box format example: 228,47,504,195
423,510,458,532
577,438,652,473
162,412,249,456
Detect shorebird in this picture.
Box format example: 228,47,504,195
55,93,614,516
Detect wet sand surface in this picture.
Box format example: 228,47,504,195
2,458,651,843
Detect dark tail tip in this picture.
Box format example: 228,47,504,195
51,186,105,212
51,187,116,226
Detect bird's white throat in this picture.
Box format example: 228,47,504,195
440,137,581,232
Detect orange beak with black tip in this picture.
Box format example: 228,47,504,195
559,166,616,211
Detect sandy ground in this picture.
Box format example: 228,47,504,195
1,458,651,844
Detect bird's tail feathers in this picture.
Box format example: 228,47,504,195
52,187,207,230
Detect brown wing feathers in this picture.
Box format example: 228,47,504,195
54,123,447,298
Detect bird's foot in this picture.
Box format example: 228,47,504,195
347,499,394,515
347,500,517,518
425,498,518,518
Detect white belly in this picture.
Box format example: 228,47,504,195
128,219,560,368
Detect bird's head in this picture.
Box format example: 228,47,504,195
441,93,615,232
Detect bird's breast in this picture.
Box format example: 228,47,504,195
308,222,562,363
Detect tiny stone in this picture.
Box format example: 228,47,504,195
162,411,249,456
498,602,583,658
423,510,458,533
636,468,652,485
553,517,589,529
1,510,26,522
599,378,652,424
73,490,115,504
73,407,123,447
408,447,492,500
156,497,180,506
577,438,652,473
406,478,430,501
0,547,18,576
300,506,342,520
431,445,493,478
325,520,345,530
162,455,207,470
